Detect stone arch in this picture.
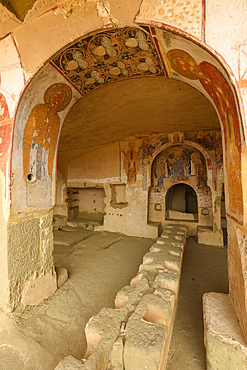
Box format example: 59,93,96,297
165,182,198,219
10,24,243,223
6,21,244,314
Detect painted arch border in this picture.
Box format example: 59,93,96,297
144,22,244,225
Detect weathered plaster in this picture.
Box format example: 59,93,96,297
206,1,247,78
11,63,80,212
68,143,120,181
0,3,20,36
0,35,24,118
136,0,202,39
13,2,101,75
54,169,67,217
107,0,141,25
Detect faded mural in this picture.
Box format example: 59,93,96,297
0,120,12,180
0,92,11,180
0,35,24,121
152,145,207,189
141,130,222,169
166,48,243,221
0,93,9,121
120,130,222,215
23,83,72,181
22,83,72,207
122,145,141,185
0,35,25,201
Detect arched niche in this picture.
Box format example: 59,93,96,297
166,183,198,221
148,144,213,234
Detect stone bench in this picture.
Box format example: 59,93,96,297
55,224,187,370
203,292,247,370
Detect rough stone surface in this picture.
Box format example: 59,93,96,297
8,210,55,310
115,277,151,309
107,336,124,370
21,269,57,306
153,271,179,294
124,293,170,370
56,267,68,288
203,292,247,369
53,215,67,228
84,307,126,359
60,224,188,370
55,355,85,369
197,228,223,247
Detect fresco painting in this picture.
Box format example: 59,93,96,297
23,83,72,182
0,79,11,182
52,27,166,95
0,120,12,180
185,131,223,167
167,49,243,221
0,93,10,121
152,145,207,189
122,145,141,185
140,130,222,169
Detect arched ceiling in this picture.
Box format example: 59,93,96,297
53,24,220,174
11,20,223,178
58,76,220,171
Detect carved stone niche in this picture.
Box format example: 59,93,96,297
110,183,128,208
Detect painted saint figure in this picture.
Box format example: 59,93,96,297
23,83,72,181
123,145,140,184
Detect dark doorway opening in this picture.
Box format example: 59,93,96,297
166,183,198,221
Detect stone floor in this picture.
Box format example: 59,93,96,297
166,237,228,370
0,225,228,369
0,227,154,370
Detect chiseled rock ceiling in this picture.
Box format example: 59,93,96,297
55,26,220,165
